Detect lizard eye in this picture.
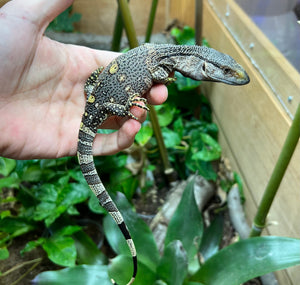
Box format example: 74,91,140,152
202,63,206,72
223,68,231,74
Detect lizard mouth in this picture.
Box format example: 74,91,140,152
210,71,250,86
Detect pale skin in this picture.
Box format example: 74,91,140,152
0,0,168,159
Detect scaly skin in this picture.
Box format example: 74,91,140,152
77,43,250,285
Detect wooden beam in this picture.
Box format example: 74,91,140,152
202,1,300,284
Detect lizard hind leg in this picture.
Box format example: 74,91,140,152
126,94,150,120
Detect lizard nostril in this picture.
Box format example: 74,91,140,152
202,63,206,72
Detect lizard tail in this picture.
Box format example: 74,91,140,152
77,125,137,285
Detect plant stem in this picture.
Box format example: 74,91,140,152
117,0,139,48
195,0,203,46
148,105,174,176
145,0,159,43
111,5,124,51
249,104,300,237
117,0,174,178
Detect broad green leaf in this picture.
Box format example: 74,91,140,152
0,247,9,260
171,26,195,46
32,264,111,285
21,238,46,255
0,217,35,236
42,236,76,267
73,230,107,265
35,183,90,227
165,177,203,263
173,117,184,140
110,168,138,201
162,127,181,148
0,157,16,176
88,193,107,214
56,225,82,237
191,237,300,285
34,183,58,202
135,123,153,146
191,133,221,162
0,210,11,219
109,255,157,285
21,165,45,182
157,240,188,285
199,214,224,262
155,104,177,127
186,156,217,181
103,193,159,272
0,173,20,190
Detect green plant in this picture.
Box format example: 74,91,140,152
31,178,300,285
46,6,81,33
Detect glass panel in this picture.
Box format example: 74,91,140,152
235,0,300,72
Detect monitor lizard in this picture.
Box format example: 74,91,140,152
77,43,250,285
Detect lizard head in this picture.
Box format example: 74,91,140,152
198,47,250,85
175,46,250,86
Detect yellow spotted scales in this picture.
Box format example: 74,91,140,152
77,43,250,285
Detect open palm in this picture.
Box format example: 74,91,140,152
0,0,167,159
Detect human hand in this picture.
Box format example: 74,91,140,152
0,0,168,159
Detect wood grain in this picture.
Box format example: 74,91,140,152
201,1,300,284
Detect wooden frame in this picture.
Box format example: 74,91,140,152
198,1,300,284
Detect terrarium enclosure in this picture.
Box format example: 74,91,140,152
68,0,300,283
0,0,299,284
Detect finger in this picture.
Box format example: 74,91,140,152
3,0,74,30
93,119,141,156
146,84,168,105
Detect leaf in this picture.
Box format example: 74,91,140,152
110,168,138,201
56,225,82,237
173,117,184,140
21,238,46,255
165,177,203,263
42,236,76,267
0,158,16,176
191,133,221,162
0,217,35,236
103,193,159,272
162,127,181,148
135,122,153,146
191,237,300,285
0,173,20,190
88,193,107,214
32,264,111,285
186,156,217,181
21,165,44,182
73,230,107,265
155,104,177,127
175,72,201,91
157,240,188,285
171,26,196,46
109,255,157,285
0,247,9,260
199,214,224,261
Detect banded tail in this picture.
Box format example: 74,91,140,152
77,123,137,285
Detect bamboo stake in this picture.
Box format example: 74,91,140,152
250,104,300,237
145,0,159,43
